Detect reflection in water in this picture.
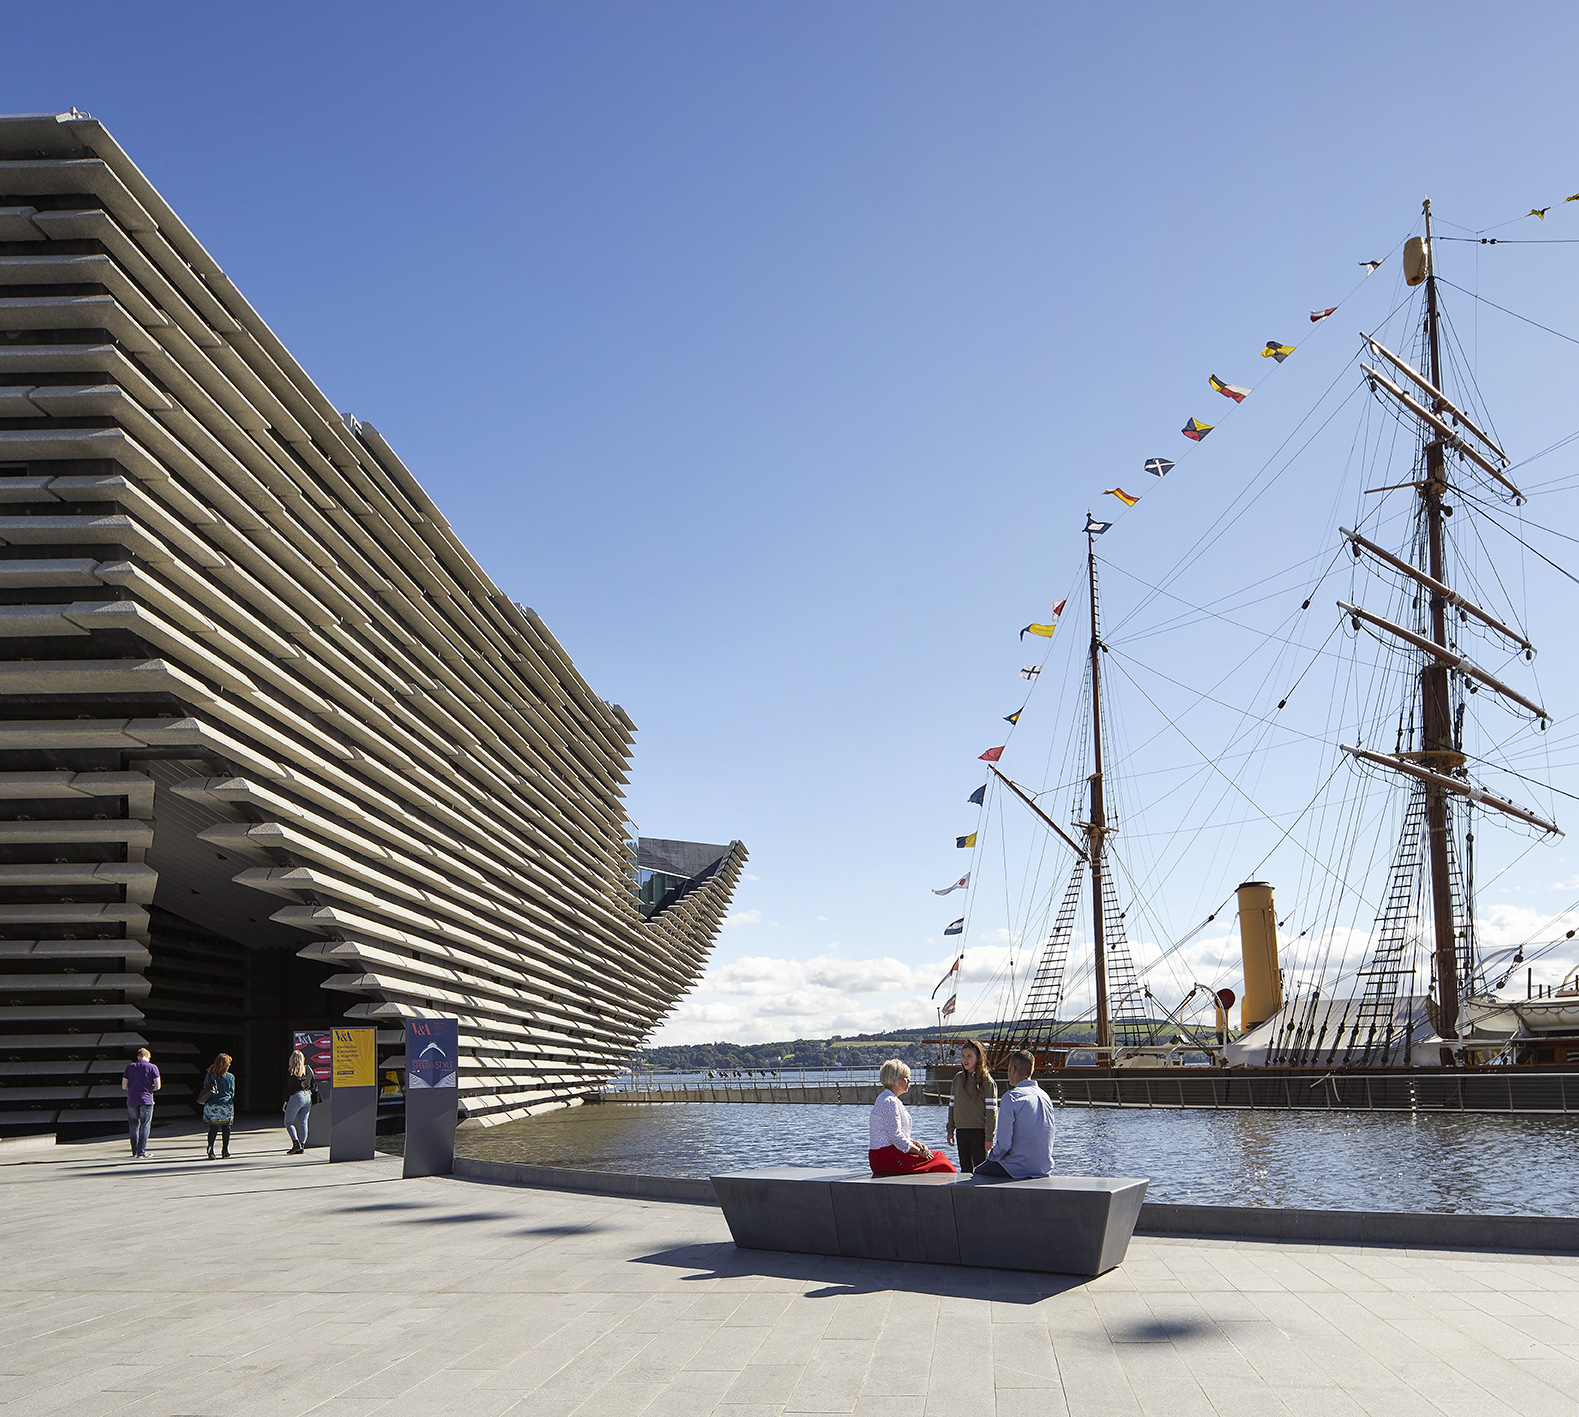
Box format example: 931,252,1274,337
403,1101,1579,1215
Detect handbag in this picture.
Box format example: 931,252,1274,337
196,1079,214,1106
309,1079,323,1105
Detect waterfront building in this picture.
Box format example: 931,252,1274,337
0,112,745,1136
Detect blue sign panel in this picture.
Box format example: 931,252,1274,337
406,1018,459,1090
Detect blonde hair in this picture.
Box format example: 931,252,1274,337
135,1047,150,1060
879,1058,910,1090
206,1053,232,1078
287,1049,307,1078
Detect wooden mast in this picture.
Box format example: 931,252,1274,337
1086,521,1111,1051
1418,198,1462,1042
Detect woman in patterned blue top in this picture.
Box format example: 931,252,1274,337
199,1053,237,1160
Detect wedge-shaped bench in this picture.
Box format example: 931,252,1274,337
711,1165,1148,1277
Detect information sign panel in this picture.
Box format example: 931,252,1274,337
329,1026,377,1162
403,1017,459,1179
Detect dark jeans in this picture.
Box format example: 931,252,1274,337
127,1103,153,1156
954,1127,987,1173
973,1158,1013,1179
206,1124,231,1154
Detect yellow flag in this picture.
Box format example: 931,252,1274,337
955,832,977,849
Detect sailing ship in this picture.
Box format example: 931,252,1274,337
945,201,1579,1102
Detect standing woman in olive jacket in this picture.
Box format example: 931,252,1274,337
946,1042,997,1173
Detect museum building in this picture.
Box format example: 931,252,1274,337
0,112,744,1136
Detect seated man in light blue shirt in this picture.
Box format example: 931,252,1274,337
973,1048,1053,1180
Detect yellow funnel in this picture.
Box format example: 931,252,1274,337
1237,881,1282,1031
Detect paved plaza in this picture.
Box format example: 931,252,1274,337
3,1121,1579,1417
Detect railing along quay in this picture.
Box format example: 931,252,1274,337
606,1067,1579,1113
608,1066,898,1106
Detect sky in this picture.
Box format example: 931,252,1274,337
9,2,1579,1045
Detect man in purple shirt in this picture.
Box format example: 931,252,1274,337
121,1048,160,1160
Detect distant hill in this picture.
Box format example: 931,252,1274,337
631,1021,1105,1073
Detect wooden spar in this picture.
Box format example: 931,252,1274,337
1420,198,1464,1042
1361,362,1525,501
1343,745,1561,835
988,766,1089,861
1363,334,1508,465
1340,526,1536,657
1087,525,1110,1051
1338,599,1549,720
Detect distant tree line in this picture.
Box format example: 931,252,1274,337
631,1021,1146,1073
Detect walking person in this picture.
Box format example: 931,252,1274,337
946,1041,997,1174
974,1049,1054,1180
197,1053,236,1160
282,1049,314,1155
868,1059,958,1175
121,1047,160,1160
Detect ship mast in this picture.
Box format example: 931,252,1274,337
1086,520,1111,1050
1418,198,1462,1040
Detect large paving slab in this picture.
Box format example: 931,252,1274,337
4,1119,1579,1417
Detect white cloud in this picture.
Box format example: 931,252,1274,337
815,915,829,923
743,873,760,881
722,908,763,929
655,902,1579,1048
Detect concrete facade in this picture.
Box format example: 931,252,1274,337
0,112,744,1136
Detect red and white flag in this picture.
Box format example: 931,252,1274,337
932,955,961,1000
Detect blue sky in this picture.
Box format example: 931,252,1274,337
10,2,1579,1043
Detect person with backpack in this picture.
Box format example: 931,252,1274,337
197,1053,236,1159
281,1049,315,1155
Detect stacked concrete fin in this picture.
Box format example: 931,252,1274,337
0,112,743,1136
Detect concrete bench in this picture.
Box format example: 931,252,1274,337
711,1165,1149,1277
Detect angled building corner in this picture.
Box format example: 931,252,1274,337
0,112,744,1137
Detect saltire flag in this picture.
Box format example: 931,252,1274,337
956,833,977,848
1085,516,1113,535
1262,341,1295,362
1144,457,1174,477
1359,259,1383,274
1181,418,1213,441
932,954,962,998
1530,207,1551,220
1105,486,1139,507
967,784,985,805
979,745,1004,762
1209,375,1251,403
1310,307,1337,322
1003,709,1021,725
944,918,964,936
941,990,957,1021
933,872,970,895
1020,665,1041,680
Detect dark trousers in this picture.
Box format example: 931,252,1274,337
206,1124,231,1154
954,1128,987,1173
973,1158,1013,1179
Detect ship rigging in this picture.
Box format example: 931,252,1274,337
944,199,1579,1081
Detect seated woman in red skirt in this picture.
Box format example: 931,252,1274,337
868,1059,958,1175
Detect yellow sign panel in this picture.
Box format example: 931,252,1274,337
332,1027,375,1088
